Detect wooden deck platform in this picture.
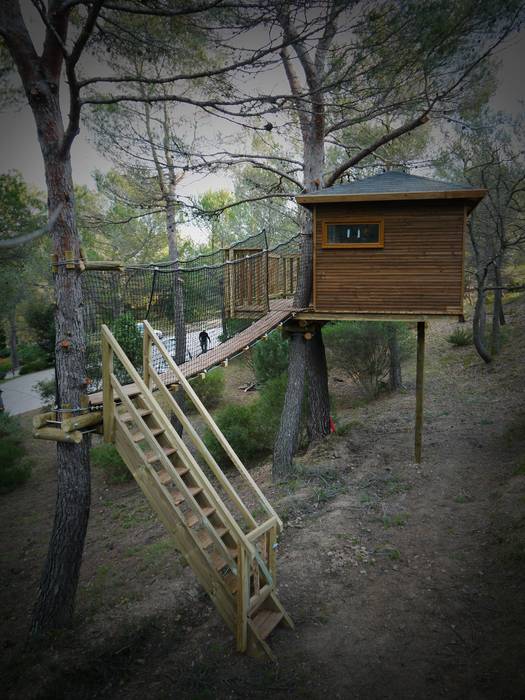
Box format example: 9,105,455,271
89,299,298,407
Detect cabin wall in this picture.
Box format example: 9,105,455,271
313,201,466,314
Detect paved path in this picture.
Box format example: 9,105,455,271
1,368,54,416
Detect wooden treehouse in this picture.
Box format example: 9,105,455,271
33,170,485,661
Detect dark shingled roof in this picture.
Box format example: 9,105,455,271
310,170,474,197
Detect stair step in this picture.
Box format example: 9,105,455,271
132,427,164,442
210,548,237,571
197,526,228,549
158,466,189,485
223,572,238,594
186,506,215,528
251,609,283,641
119,408,151,422
144,446,176,463
172,486,202,505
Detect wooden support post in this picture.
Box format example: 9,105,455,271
415,321,425,463
102,329,114,443
236,546,250,652
267,525,277,586
143,325,152,390
228,249,235,318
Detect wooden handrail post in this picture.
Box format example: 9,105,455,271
143,324,152,390
267,525,277,586
415,321,425,463
236,546,250,652
102,327,114,443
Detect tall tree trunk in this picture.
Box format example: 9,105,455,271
273,332,307,479
306,324,330,441
491,262,503,354
166,189,187,436
472,272,492,364
387,323,403,390
273,135,330,477
8,308,19,371
30,99,91,636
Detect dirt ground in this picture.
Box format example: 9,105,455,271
1,297,525,700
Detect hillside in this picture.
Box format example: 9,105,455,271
1,296,524,699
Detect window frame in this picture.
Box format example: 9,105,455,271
321,218,385,249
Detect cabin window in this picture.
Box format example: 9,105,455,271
322,220,384,248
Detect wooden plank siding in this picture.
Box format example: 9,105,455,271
313,201,466,314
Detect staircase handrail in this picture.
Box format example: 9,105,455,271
142,320,282,531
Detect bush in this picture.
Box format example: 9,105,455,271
447,327,472,347
19,358,51,374
0,348,10,359
203,403,262,468
34,378,55,408
91,443,132,484
111,313,143,382
24,302,55,363
190,369,224,409
18,343,50,366
323,321,413,398
203,373,288,468
0,413,32,492
251,330,288,384
0,357,12,374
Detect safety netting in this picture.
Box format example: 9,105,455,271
81,231,301,391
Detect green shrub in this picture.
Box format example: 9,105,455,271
111,313,143,382
323,321,413,398
18,343,49,366
251,330,288,384
203,373,288,468
24,301,55,362
255,373,288,442
19,358,50,374
203,403,262,467
0,413,32,492
33,378,55,408
91,443,132,484
0,357,12,373
0,348,10,359
447,327,472,347
190,369,224,409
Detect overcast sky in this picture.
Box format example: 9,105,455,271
0,20,524,242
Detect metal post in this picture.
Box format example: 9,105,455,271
415,321,425,463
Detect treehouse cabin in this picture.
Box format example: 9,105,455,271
296,171,486,318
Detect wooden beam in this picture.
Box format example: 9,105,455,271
61,411,103,433
415,321,425,463
33,427,83,444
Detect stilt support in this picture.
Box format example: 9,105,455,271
415,321,425,463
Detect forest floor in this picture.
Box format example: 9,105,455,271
1,296,525,700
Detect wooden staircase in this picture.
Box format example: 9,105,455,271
101,321,293,660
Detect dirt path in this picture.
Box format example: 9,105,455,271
1,299,524,699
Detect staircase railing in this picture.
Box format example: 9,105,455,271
100,322,282,652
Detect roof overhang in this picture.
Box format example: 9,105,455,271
296,188,487,212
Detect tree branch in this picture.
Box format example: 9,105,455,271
325,112,430,187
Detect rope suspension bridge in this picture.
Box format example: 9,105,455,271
81,230,302,401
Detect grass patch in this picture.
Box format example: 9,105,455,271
513,458,525,476
110,501,153,529
382,512,409,528
447,327,473,347
91,443,132,484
